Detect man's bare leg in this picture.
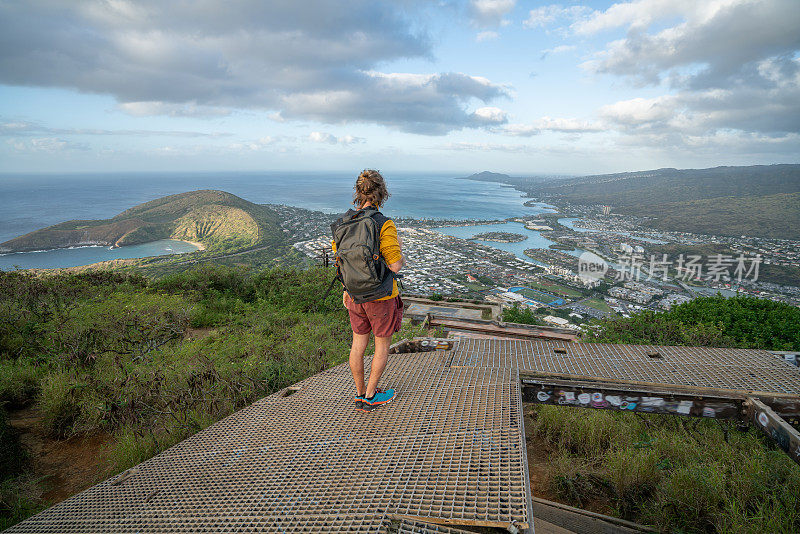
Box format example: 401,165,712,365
365,336,392,398
349,332,370,396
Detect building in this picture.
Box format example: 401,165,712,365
543,315,570,327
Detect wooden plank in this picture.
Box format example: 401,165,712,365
389,338,454,354
428,317,579,342
532,498,656,534
746,397,800,466
519,370,800,418
387,513,529,531
522,377,744,420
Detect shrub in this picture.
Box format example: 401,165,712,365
588,295,800,350
37,371,81,438
502,303,544,326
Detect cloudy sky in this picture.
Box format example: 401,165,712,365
1,0,798,174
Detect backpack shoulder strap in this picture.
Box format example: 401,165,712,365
370,209,389,233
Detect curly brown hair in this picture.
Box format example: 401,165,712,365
353,169,390,208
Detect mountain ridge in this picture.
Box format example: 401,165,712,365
465,164,800,240
0,190,282,253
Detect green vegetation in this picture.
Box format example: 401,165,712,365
502,303,545,325
526,279,585,298
0,190,286,255
0,408,46,530
526,164,800,240
649,243,800,287
2,255,798,532
531,164,800,206
581,298,613,314
586,294,800,350
0,265,415,528
530,295,800,532
633,192,800,241
531,406,800,533
470,231,527,243
450,274,492,293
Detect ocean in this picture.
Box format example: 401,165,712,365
0,171,556,270
435,221,585,262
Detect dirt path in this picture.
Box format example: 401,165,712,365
524,404,560,502
7,406,113,504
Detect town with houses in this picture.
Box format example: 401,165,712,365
277,201,800,333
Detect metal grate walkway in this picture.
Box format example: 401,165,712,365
9,339,800,533
8,349,531,533
448,339,800,394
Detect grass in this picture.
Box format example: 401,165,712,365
462,281,491,292
2,267,798,531
529,405,800,533
502,303,545,326
0,264,420,528
530,295,800,532
582,297,613,313
526,279,584,298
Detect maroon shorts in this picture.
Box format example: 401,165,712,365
346,295,403,338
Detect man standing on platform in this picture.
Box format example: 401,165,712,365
331,169,405,412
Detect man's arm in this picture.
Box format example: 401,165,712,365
388,257,404,272
379,220,404,273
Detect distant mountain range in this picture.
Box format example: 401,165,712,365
460,171,560,187
466,165,800,240
0,190,283,253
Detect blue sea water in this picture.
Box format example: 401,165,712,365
0,171,555,269
0,240,201,271
435,221,586,262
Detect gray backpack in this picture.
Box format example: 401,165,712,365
330,207,398,304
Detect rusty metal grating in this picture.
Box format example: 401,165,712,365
448,339,800,394
8,353,530,533
14,337,792,532
393,518,475,533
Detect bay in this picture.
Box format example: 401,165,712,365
0,240,201,271
0,171,556,270
435,221,586,264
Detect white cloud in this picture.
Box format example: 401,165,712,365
470,0,516,28
571,0,698,35
281,72,509,135
572,0,800,154
308,132,364,145
493,117,605,136
476,31,499,42
0,1,508,135
599,97,677,127
540,44,576,59
471,107,508,124
437,141,535,153
523,5,591,29
0,119,229,137
7,137,89,152
580,0,800,88
118,101,232,118
601,77,800,136
228,136,279,151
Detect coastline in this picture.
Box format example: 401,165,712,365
0,238,206,272
179,239,206,251
3,238,206,255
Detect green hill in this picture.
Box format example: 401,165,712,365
531,165,800,203
525,164,800,239
638,191,800,240
0,190,283,253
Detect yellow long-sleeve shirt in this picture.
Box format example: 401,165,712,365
331,219,402,301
